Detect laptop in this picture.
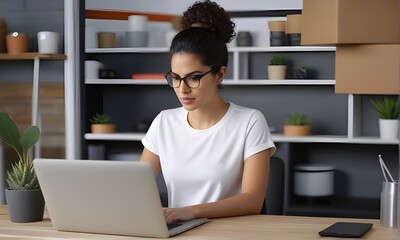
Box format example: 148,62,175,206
33,159,208,238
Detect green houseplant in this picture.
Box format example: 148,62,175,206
89,113,116,133
269,54,285,65
283,112,311,136
268,53,287,80
371,96,399,139
0,112,45,222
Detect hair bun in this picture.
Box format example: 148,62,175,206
181,0,236,43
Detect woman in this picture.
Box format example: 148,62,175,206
140,0,276,223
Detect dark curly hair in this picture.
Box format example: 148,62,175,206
170,1,235,74
181,0,236,43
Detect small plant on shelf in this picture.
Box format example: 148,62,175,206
89,113,112,124
89,113,116,134
370,96,399,139
268,53,287,80
370,96,399,120
286,112,309,126
269,54,285,65
283,112,311,136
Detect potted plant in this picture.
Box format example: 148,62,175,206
371,96,399,139
268,53,287,80
0,112,45,223
283,112,311,136
89,113,116,133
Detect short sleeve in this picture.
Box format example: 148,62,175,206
141,112,162,156
243,111,276,160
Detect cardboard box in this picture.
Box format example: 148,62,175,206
285,14,301,34
268,21,285,32
301,0,400,45
335,44,400,94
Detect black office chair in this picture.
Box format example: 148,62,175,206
260,156,285,215
156,156,285,214
156,172,169,207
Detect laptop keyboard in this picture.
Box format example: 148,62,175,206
167,222,183,230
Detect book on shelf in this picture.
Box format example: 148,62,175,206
131,73,164,79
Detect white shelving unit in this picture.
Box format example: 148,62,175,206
82,3,398,219
84,46,395,146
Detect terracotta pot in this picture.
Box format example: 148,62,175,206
91,123,116,133
283,125,311,136
6,32,29,54
268,65,287,80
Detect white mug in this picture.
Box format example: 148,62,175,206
85,60,104,80
37,31,59,54
128,15,148,31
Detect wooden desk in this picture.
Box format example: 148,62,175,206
0,205,396,239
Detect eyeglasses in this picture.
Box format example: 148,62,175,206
164,69,213,89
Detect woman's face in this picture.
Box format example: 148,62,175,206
170,52,224,112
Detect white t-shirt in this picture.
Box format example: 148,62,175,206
141,103,276,208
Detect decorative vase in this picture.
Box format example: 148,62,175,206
285,14,302,46
5,189,45,223
269,32,286,46
379,119,398,139
283,125,311,136
91,123,116,133
6,32,29,54
268,65,287,80
236,31,253,47
294,65,308,79
288,33,301,46
268,21,286,46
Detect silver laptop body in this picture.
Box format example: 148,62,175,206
33,159,207,238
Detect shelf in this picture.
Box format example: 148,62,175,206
0,52,67,60
272,134,399,145
286,197,380,219
85,79,166,85
85,132,399,145
86,47,169,53
85,132,145,141
85,46,336,54
229,46,336,52
224,80,335,85
85,79,335,86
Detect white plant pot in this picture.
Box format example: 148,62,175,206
379,119,399,139
268,65,287,80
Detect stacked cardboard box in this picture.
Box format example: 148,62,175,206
301,0,400,94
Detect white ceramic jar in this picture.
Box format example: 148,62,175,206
294,163,334,197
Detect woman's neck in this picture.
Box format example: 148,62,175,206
187,100,230,130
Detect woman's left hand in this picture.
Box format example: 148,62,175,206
163,207,196,223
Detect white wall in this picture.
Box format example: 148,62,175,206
86,0,302,14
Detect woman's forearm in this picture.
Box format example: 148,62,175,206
189,192,264,219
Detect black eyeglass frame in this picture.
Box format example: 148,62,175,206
164,69,213,89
